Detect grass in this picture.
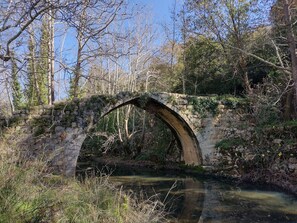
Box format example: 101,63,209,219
0,133,168,223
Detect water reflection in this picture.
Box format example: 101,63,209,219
109,175,206,223
77,163,297,222
109,174,297,223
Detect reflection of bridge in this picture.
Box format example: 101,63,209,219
0,92,242,176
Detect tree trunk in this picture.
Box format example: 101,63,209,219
47,1,55,105
72,31,83,98
29,26,42,105
283,0,297,116
4,71,14,113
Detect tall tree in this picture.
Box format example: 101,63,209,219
27,26,40,106
280,0,297,115
69,0,124,98
185,0,265,94
11,51,22,109
47,1,55,105
38,18,51,105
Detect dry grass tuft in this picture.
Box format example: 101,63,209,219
0,129,168,223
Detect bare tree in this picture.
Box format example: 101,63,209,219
68,0,124,98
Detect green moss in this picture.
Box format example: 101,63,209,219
87,95,109,107
31,117,52,127
179,164,205,173
167,95,177,105
138,94,150,108
187,96,219,116
283,119,297,127
33,126,46,136
219,96,249,109
8,116,23,127
60,114,76,126
53,102,69,110
215,137,246,150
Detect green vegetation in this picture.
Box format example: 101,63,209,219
11,51,23,110
217,96,249,109
179,164,205,174
187,97,219,115
215,138,246,151
0,141,167,223
80,106,181,165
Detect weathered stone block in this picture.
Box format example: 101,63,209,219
55,126,65,133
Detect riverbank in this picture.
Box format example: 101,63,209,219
0,136,168,223
77,155,297,197
213,120,297,197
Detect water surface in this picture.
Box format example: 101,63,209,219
77,163,297,222
109,171,297,223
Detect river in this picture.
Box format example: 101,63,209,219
78,163,297,223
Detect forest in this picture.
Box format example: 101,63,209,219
0,0,296,117
1,0,297,164
0,0,297,222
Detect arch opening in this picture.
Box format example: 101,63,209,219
76,106,182,173
133,97,203,165
76,95,203,174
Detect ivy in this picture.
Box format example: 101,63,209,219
187,97,219,116
138,94,150,109
215,137,246,150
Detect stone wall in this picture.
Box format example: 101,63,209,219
0,92,247,175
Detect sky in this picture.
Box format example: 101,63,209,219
134,0,173,23
130,0,184,24
57,0,184,70
1,0,185,103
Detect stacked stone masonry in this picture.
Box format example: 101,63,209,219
0,92,246,176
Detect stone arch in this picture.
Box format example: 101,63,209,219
95,95,203,165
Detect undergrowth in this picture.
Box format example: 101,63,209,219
0,132,168,223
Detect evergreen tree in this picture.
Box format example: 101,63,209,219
11,51,22,109
38,18,50,104
27,27,39,106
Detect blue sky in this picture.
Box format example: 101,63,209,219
137,0,173,22
53,0,184,99
130,0,183,24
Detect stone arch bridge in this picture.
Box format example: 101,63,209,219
0,92,244,176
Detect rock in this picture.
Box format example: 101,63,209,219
288,163,297,171
273,139,282,144
271,164,279,171
289,158,297,163
245,154,255,161
55,126,64,133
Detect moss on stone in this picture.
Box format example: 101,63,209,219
138,94,150,108
33,126,46,136
60,114,77,127
167,95,177,105
217,95,249,109
215,137,246,150
31,117,52,127
8,116,24,127
187,96,219,116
